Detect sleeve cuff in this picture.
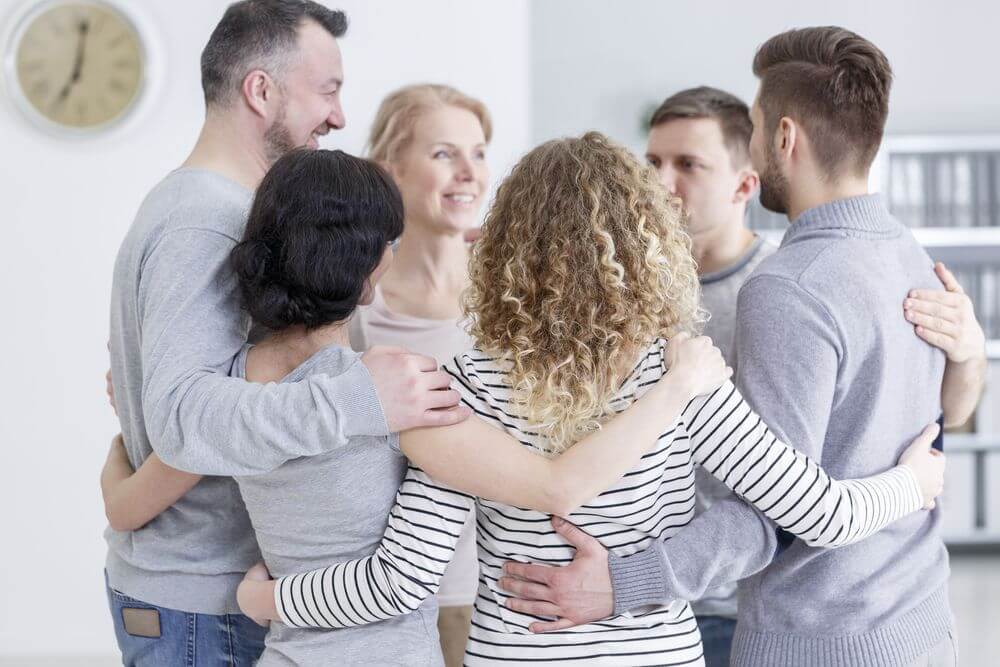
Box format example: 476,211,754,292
896,464,925,513
274,576,294,627
336,359,391,438
609,545,669,616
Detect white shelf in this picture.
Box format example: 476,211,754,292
911,227,1000,248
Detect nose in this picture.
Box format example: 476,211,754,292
658,166,677,195
455,154,475,182
327,99,345,131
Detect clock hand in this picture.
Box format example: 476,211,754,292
50,18,89,111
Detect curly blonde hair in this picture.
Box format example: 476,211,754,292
465,131,703,453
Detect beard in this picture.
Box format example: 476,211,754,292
263,102,297,164
757,145,790,215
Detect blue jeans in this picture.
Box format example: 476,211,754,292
696,615,737,667
105,575,266,666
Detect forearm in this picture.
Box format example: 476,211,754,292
610,496,777,614
687,382,923,548
101,449,140,531
269,468,472,628
147,361,386,475
403,372,693,516
940,354,987,428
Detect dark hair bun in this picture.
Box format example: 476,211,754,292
230,148,404,331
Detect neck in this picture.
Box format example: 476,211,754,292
690,219,756,276
388,222,470,295
787,174,869,222
182,111,270,191
261,323,349,371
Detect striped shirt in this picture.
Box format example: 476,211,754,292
274,340,923,666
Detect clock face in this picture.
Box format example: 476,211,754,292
11,1,144,130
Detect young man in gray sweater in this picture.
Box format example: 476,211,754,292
644,85,776,667
501,26,987,667
104,2,467,663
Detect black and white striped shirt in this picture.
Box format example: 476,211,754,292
274,341,922,666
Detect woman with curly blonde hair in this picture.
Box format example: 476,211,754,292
238,132,944,666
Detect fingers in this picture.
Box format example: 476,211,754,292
419,405,472,428
917,422,942,448
934,262,965,294
530,618,577,633
424,388,461,410
506,599,561,617
422,369,454,391
913,326,957,354
906,290,962,308
499,576,551,602
503,560,554,585
904,308,959,338
551,516,600,553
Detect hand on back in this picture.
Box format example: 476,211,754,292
898,422,945,509
904,262,986,364
361,346,472,433
663,332,732,399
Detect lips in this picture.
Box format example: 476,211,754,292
444,194,476,204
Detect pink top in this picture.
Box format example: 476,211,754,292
349,285,478,607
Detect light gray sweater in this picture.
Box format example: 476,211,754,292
105,168,388,614
610,194,952,666
233,344,440,666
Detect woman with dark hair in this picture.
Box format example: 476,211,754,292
100,147,733,665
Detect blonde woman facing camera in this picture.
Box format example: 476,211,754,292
350,84,489,665
238,133,945,665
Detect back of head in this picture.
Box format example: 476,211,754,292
230,149,403,330
200,0,347,107
366,83,493,164
650,86,753,167
466,131,701,452
753,26,892,177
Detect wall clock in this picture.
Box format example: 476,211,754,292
4,0,146,134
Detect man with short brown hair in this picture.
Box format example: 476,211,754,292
645,86,775,666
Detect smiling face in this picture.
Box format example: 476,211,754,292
264,19,346,159
387,105,489,234
645,117,753,236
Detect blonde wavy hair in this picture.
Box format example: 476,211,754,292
465,131,703,453
367,83,492,164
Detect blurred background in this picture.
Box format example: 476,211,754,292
1,0,997,664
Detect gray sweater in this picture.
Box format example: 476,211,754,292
106,168,388,614
233,344,440,666
610,194,952,666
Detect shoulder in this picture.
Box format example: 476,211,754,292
138,170,251,246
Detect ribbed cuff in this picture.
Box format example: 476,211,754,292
609,545,669,616
895,464,926,513
337,359,391,437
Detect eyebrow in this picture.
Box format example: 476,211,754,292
428,141,488,149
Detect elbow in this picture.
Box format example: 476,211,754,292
105,501,144,533
542,480,586,518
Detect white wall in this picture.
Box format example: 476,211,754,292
531,0,1000,153
0,0,530,660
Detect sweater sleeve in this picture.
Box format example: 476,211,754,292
274,465,475,628
138,227,389,476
